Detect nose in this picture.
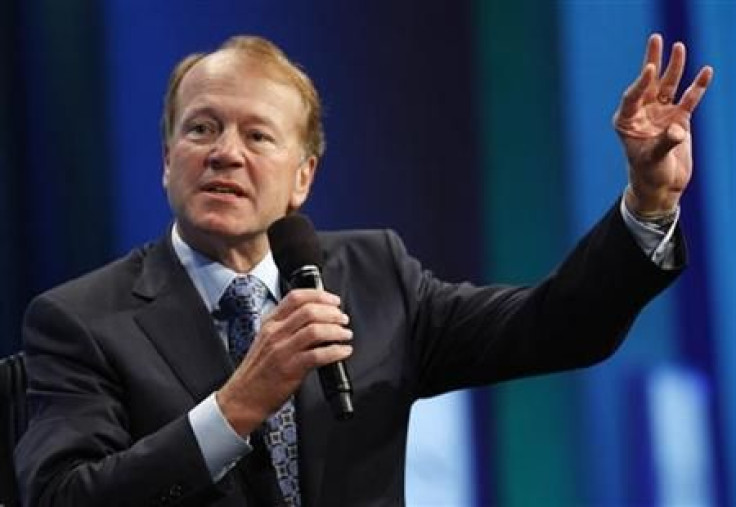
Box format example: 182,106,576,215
207,128,245,170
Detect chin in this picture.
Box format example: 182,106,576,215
207,219,258,237
180,212,249,239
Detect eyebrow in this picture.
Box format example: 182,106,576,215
182,106,218,120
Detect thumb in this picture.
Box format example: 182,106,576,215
649,123,686,161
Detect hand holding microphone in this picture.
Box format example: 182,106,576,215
268,213,354,420
217,214,353,435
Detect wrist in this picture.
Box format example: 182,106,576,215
623,187,679,232
624,185,679,219
215,388,266,436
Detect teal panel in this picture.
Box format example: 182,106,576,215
475,3,580,505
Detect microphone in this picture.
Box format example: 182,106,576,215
267,213,354,420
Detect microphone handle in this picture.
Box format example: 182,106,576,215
289,266,354,420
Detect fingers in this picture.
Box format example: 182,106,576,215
642,33,663,76
658,42,686,103
266,288,341,321
678,65,714,113
296,339,353,371
641,34,663,102
272,312,353,350
260,288,352,353
618,63,656,119
620,35,713,119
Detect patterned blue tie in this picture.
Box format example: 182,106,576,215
219,275,301,506
219,275,269,362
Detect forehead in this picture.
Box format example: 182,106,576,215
176,50,306,124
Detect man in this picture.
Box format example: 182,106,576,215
16,34,712,506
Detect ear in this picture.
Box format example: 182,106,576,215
162,143,171,189
288,156,318,211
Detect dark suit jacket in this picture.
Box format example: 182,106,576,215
15,203,683,506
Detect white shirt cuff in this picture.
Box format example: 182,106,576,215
620,197,680,269
188,392,252,482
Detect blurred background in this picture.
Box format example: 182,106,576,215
1,0,734,505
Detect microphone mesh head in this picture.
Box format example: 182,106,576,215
267,213,323,276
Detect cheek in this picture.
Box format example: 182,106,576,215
164,165,199,208
167,151,202,188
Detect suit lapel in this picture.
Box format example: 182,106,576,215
132,235,232,402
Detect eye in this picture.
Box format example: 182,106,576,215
184,120,218,139
247,130,274,143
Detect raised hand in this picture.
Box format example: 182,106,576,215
613,33,713,217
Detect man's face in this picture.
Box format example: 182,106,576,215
163,51,316,252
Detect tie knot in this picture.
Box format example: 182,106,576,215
219,275,269,319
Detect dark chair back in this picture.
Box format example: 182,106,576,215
0,353,27,507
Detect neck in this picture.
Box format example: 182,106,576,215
176,224,269,273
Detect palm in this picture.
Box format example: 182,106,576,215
617,101,692,190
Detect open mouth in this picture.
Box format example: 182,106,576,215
202,182,246,197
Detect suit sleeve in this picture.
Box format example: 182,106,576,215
15,294,222,507
398,200,685,398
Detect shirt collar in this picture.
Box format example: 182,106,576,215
170,224,282,313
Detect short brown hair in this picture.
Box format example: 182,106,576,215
161,35,325,159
